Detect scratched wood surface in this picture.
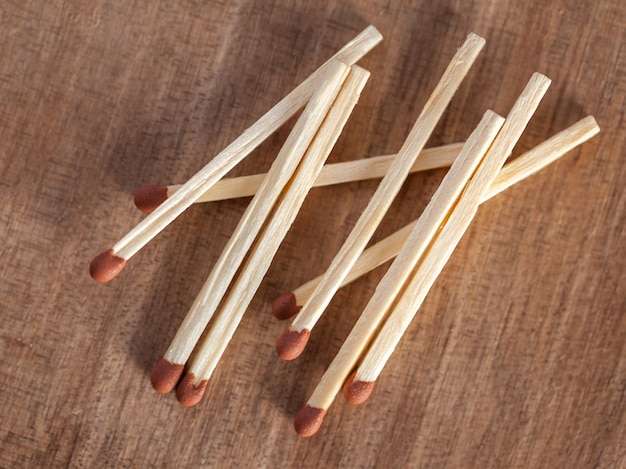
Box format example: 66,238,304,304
1,0,624,467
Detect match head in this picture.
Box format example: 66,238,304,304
294,405,326,437
89,249,126,282
176,372,208,407
275,328,310,360
271,292,302,320
150,358,185,394
133,185,168,213
342,370,375,405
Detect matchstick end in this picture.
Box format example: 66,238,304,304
150,358,184,393
294,405,326,437
176,372,208,406
272,292,301,320
343,371,375,405
89,249,126,282
466,32,486,46
134,185,168,213
276,328,310,360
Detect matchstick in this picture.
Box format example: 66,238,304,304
275,33,486,361
135,112,597,212
272,115,600,320
133,144,464,212
293,73,552,437
175,66,371,406
149,60,351,394
89,25,382,282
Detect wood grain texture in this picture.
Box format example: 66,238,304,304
0,0,623,467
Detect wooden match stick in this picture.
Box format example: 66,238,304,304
297,108,504,398
135,111,597,211
272,115,600,320
293,73,552,437
292,110,503,436
175,66,371,406
276,32,486,362
133,144,464,212
89,25,382,282
150,60,351,394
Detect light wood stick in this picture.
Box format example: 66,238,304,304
174,66,371,406
272,116,599,320
133,144,464,212
89,25,382,282
293,73,552,437
149,60,351,394
136,113,597,210
276,33,486,362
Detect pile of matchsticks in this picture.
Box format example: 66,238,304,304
90,26,599,437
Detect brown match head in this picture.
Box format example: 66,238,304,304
342,370,375,405
150,358,185,394
271,292,301,320
176,372,208,407
294,405,326,437
89,249,126,282
275,328,310,360
133,185,168,213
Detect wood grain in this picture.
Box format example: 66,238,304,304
0,0,624,467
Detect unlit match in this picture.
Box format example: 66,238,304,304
277,32,486,363
151,60,351,394
89,25,382,283
272,115,599,321
293,108,505,436
135,114,596,212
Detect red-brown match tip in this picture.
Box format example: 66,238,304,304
343,370,375,405
133,185,168,213
150,358,184,394
275,328,310,360
176,372,208,407
271,292,301,320
294,405,326,437
89,249,126,282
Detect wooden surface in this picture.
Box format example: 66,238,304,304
1,1,624,467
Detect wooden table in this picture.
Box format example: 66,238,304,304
2,1,624,467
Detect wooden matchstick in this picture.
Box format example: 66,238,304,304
133,144,464,212
293,73,552,437
149,60,351,394
272,115,600,320
89,25,382,282
292,111,503,436
276,32,486,362
175,66,371,406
